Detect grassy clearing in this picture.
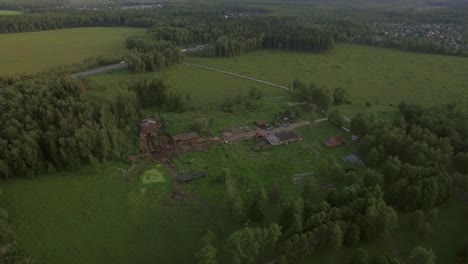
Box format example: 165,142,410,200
0,10,22,15
186,44,468,108
175,121,354,202
1,163,218,264
87,64,285,104
0,27,144,75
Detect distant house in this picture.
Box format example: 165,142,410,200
172,132,200,144
255,120,269,129
324,135,344,148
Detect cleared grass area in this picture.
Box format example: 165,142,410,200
87,64,285,105
0,10,22,15
0,27,144,75
2,163,219,264
176,121,354,202
186,44,468,108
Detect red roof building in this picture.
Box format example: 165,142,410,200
324,135,344,148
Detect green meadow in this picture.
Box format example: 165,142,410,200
87,64,285,104
1,163,220,264
0,27,144,75
186,44,468,107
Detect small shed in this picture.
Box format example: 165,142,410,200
324,135,344,148
342,153,364,166
255,120,268,129
173,132,200,144
140,118,160,137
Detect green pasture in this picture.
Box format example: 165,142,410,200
1,163,219,264
0,10,22,15
87,64,285,104
186,44,468,108
0,27,144,75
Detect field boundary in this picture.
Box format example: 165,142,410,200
183,62,289,90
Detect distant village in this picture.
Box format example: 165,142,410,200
362,22,468,54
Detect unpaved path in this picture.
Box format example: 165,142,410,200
70,62,127,78
183,62,289,90
224,121,311,142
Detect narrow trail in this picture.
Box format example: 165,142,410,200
224,121,312,142
183,62,289,90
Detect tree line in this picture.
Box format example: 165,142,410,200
0,73,187,179
351,103,468,211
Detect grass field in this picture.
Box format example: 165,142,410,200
2,163,220,264
0,10,22,15
186,44,468,108
87,64,285,105
0,27,144,75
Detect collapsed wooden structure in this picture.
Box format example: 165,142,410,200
177,172,205,183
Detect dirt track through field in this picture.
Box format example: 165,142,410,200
183,62,289,90
224,121,311,142
70,62,127,78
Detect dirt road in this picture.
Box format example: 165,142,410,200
183,62,289,90
224,121,311,142
70,62,127,78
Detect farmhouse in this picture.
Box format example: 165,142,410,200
173,132,200,144
324,135,344,148
265,131,301,146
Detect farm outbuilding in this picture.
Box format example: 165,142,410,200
266,131,301,146
139,118,161,153
140,118,160,137
177,172,205,183
172,132,200,144
324,135,344,148
342,153,364,165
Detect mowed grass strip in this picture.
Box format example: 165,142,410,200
0,10,22,15
0,27,145,75
88,63,285,104
186,44,468,107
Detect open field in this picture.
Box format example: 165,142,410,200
186,44,468,108
0,27,144,75
2,163,221,264
0,10,22,15
87,64,285,104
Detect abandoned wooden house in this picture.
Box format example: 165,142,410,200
139,118,161,153
140,118,160,136
265,131,301,146
177,172,205,183
172,132,200,144
324,135,344,148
